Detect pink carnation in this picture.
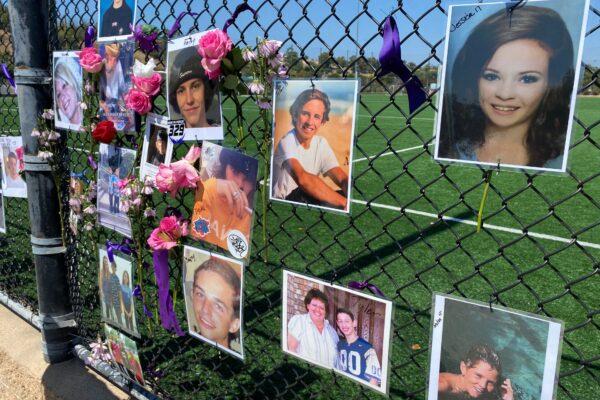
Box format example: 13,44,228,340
78,47,103,73
125,89,152,115
197,29,232,80
154,146,201,198
131,73,162,97
147,216,188,251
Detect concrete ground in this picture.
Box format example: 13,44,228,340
0,303,129,400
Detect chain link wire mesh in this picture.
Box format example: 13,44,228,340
0,0,597,398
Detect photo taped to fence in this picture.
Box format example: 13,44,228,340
166,32,224,141
189,142,258,260
433,0,590,172
270,79,359,213
427,294,564,400
68,174,86,234
182,246,245,360
104,324,145,385
98,38,136,132
0,136,26,198
97,144,136,237
52,51,83,131
98,247,139,338
282,270,394,395
140,113,173,181
97,0,137,41
0,190,5,234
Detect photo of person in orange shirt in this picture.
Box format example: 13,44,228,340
190,142,258,259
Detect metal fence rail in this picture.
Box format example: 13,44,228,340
0,0,598,399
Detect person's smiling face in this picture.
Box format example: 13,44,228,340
336,312,356,338
294,99,326,146
306,298,326,326
55,77,78,122
176,78,207,128
478,39,550,131
460,360,499,398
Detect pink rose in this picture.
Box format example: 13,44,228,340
155,164,177,197
197,29,232,79
183,145,201,164
125,88,152,115
78,47,103,73
154,146,201,197
170,160,200,189
147,216,188,250
132,73,162,96
200,58,222,80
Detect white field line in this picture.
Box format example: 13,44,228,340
351,199,600,250
353,143,432,163
220,106,434,121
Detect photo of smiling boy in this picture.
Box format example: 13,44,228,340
434,0,589,172
182,246,244,359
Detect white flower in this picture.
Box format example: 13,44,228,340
132,58,157,78
132,197,142,207
257,100,271,109
42,109,55,120
144,208,156,218
48,131,61,141
142,185,154,195
37,150,53,160
83,205,96,214
31,129,41,137
84,222,94,231
258,40,282,58
277,65,288,78
120,199,131,213
242,48,257,62
80,102,88,110
248,81,264,95
268,52,284,69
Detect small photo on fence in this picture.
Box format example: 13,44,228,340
0,136,26,198
166,32,224,141
52,51,83,131
427,294,564,400
98,38,136,132
98,247,139,338
269,79,359,213
0,190,5,234
97,0,137,41
190,142,258,260
97,144,136,237
433,0,590,172
182,246,245,360
140,113,173,181
104,324,144,385
68,174,86,234
282,270,393,395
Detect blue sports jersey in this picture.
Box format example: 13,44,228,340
336,337,381,384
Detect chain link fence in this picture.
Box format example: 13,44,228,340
1,0,598,398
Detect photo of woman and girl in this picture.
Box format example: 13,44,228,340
435,0,588,172
98,248,138,337
282,271,393,395
190,142,258,259
0,136,26,198
104,324,144,385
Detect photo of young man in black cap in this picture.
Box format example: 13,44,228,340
166,32,223,141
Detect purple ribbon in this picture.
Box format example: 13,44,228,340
348,281,386,298
87,154,98,170
84,26,96,48
167,11,199,38
132,24,159,53
105,239,134,263
133,284,154,318
1,64,16,93
378,16,426,114
222,3,257,33
153,250,185,336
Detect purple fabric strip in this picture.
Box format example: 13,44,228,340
133,284,154,318
378,16,426,114
105,239,134,263
167,11,199,38
1,64,16,93
222,3,257,33
132,24,159,53
87,154,98,170
85,26,96,48
153,250,185,336
348,280,386,298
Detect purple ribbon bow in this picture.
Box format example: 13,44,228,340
223,3,257,33
85,26,96,48
348,280,386,298
378,16,426,114
167,11,199,38
132,24,159,53
133,284,154,318
1,64,16,93
105,239,134,263
153,250,185,336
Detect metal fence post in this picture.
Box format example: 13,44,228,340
7,0,75,363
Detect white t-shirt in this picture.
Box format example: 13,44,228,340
272,129,339,199
287,313,339,368
5,173,25,189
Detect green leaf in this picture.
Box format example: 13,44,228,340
221,58,234,73
231,47,245,70
224,75,239,90
236,82,248,95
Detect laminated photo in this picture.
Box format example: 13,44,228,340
139,113,173,181
427,294,564,400
190,142,258,259
53,51,83,131
182,246,245,360
97,144,136,237
0,190,5,234
97,0,137,41
282,270,393,395
98,247,139,337
104,324,144,385
98,39,136,132
68,174,86,234
166,32,224,141
269,79,359,213
0,136,26,198
433,0,590,172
